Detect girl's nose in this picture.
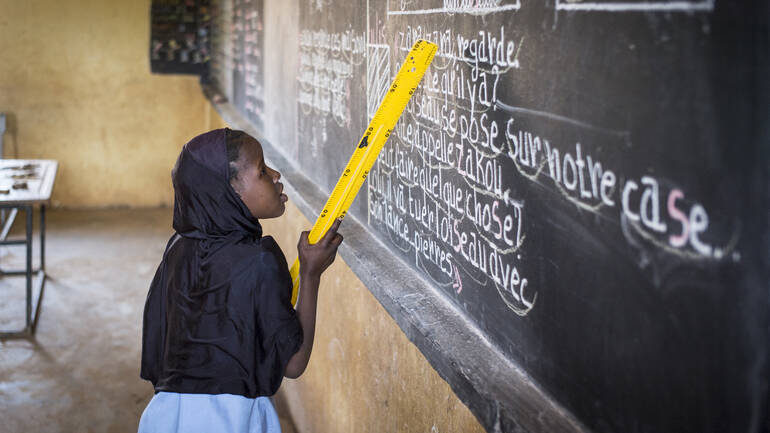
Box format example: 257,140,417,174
272,168,281,182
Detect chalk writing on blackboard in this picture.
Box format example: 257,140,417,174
367,9,736,318
387,0,521,16
298,28,366,156
554,0,715,12
232,0,264,119
386,0,714,15
368,23,535,316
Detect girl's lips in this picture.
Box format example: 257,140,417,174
280,193,288,202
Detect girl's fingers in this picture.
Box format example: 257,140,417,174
321,218,343,245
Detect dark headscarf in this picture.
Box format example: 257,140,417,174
141,128,302,398
171,128,260,240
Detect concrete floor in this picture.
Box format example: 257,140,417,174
0,208,295,433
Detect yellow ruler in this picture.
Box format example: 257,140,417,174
290,39,438,306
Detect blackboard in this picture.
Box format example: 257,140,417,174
296,0,368,215
150,0,211,75
207,1,770,432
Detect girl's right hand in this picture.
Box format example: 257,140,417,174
297,218,343,281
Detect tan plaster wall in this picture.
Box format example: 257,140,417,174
261,203,485,433
0,0,225,207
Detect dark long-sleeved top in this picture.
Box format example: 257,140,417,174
140,128,302,398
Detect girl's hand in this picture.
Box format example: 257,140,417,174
297,218,343,281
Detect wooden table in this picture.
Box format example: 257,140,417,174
0,159,58,337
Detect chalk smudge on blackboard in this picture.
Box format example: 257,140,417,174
553,0,715,12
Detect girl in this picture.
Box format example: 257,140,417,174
138,128,342,432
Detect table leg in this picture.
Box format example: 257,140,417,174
40,205,45,271
25,205,32,332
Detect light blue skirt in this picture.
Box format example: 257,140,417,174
138,392,282,433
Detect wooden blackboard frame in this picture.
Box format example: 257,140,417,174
203,84,589,433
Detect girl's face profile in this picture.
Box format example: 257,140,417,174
230,136,287,219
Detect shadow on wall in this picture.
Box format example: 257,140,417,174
0,112,19,159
